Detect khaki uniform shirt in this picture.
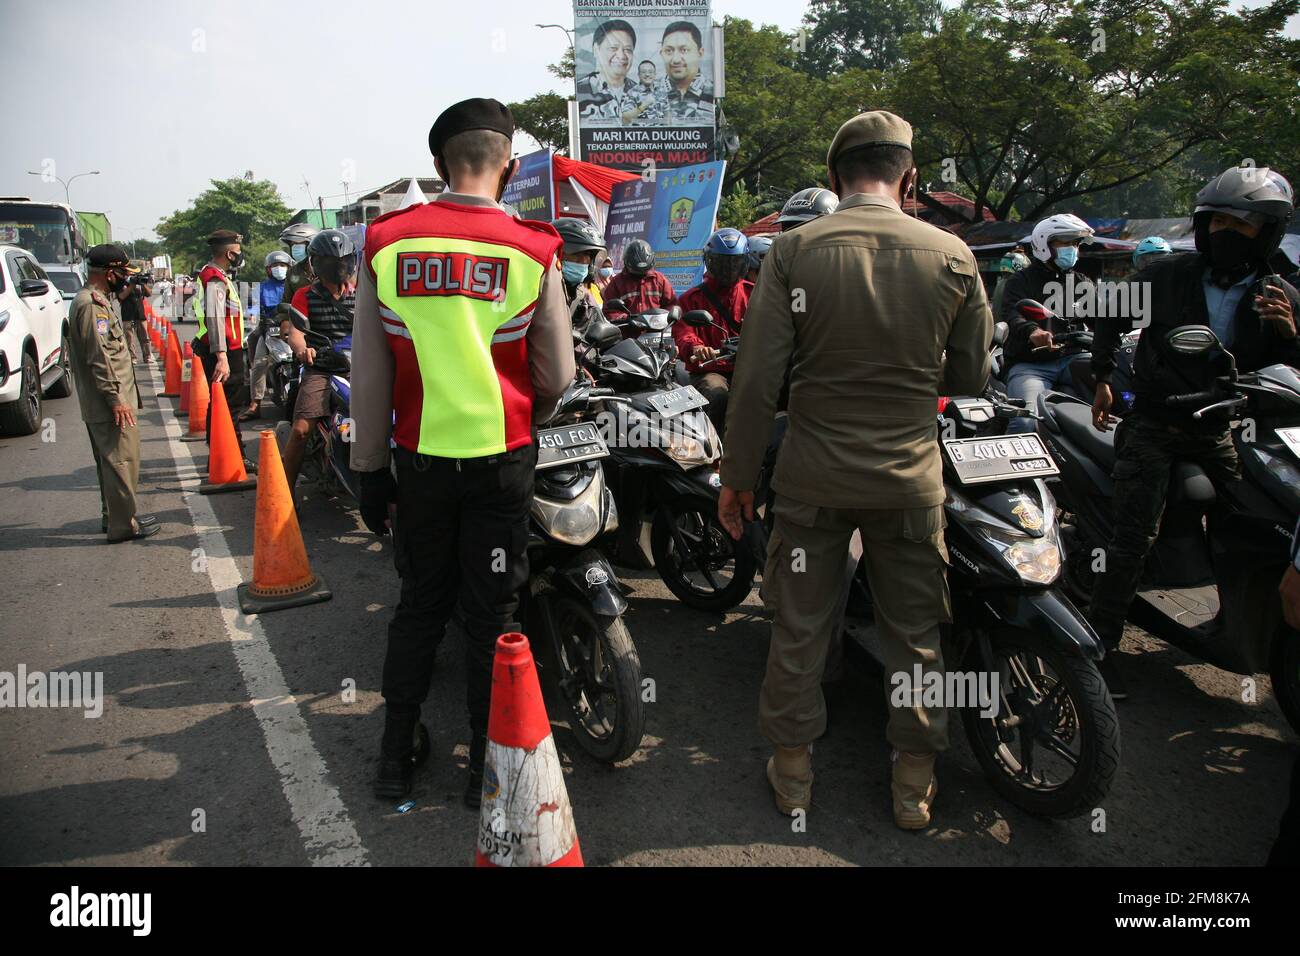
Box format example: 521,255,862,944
67,286,140,424
721,193,993,510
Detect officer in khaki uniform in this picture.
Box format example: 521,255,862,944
718,112,991,829
68,244,158,542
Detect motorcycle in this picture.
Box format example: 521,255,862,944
1008,298,1138,416
273,310,358,500
263,325,296,414
579,302,757,612
755,348,1120,816
524,379,646,763
1037,324,1300,733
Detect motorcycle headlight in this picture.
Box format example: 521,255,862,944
946,486,1062,585
1253,446,1300,495
532,470,604,546
660,410,720,467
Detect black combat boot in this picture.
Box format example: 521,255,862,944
464,731,487,809
374,707,419,799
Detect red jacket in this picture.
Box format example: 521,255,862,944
603,270,676,321
673,276,752,374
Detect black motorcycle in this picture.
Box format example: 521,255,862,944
1037,324,1300,733
579,302,757,612
525,380,645,763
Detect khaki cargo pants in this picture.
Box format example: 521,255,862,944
87,422,141,540
758,495,952,754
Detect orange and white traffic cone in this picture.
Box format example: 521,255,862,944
179,342,193,415
198,382,256,494
161,329,183,397
474,632,583,868
236,430,331,613
181,350,209,442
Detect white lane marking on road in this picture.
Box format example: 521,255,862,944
150,370,369,866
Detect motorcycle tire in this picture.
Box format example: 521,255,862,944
546,596,645,764
1270,624,1300,737
960,626,1120,818
651,495,756,613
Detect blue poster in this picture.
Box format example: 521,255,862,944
502,148,554,222
605,160,725,293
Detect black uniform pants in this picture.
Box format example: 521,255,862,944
1086,414,1239,649
194,340,247,453
382,442,536,735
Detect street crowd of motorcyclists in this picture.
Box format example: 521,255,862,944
136,96,1299,856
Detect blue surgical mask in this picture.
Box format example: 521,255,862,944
599,267,614,279
562,261,590,285
1053,246,1079,270
290,244,307,263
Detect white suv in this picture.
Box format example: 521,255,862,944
0,244,72,434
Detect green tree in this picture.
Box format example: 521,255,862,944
155,177,292,271
799,0,942,73
887,0,1300,222
717,180,762,229
508,92,571,154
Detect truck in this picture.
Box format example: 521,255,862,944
0,198,96,299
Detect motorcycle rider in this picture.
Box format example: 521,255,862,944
776,187,839,232
551,217,608,336
279,221,320,308
746,235,773,283
242,251,291,421
672,227,751,435
989,248,1030,321
603,238,676,328
1089,165,1300,698
1131,235,1173,273
998,213,1097,432
279,229,358,493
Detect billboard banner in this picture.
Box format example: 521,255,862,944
502,148,555,222
605,160,725,293
573,1,717,171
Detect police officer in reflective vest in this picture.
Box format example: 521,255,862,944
193,229,250,465
350,98,575,804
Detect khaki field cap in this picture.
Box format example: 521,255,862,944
826,110,914,170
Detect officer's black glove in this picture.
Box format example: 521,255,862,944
358,468,397,536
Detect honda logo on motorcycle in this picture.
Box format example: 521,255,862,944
585,567,609,587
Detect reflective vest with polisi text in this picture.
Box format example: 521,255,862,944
194,265,245,351
365,200,562,459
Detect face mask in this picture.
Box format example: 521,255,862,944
562,261,591,286
228,251,245,271
599,267,614,279
270,265,288,280
1053,245,1079,271
290,244,307,262
1207,228,1254,272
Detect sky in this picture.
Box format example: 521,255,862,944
1,0,1292,241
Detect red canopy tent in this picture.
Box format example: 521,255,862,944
551,154,638,235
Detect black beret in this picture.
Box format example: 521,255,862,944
206,229,243,245
87,244,138,271
428,98,514,158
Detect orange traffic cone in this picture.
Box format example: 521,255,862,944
148,318,160,352
181,350,209,442
198,381,256,494
474,632,583,868
236,431,331,613
179,342,193,415
161,330,183,397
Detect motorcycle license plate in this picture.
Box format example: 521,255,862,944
647,385,708,418
536,423,608,470
943,434,1059,485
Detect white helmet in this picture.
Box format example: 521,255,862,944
1030,213,1095,262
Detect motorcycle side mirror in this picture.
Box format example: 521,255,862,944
1165,325,1220,355
603,297,627,314
682,309,714,328
992,321,1009,347
1015,299,1053,324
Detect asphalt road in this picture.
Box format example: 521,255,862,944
1,345,1295,866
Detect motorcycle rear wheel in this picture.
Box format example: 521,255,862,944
546,596,645,764
960,627,1120,817
651,496,756,612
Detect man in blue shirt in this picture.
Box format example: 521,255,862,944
241,251,290,421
